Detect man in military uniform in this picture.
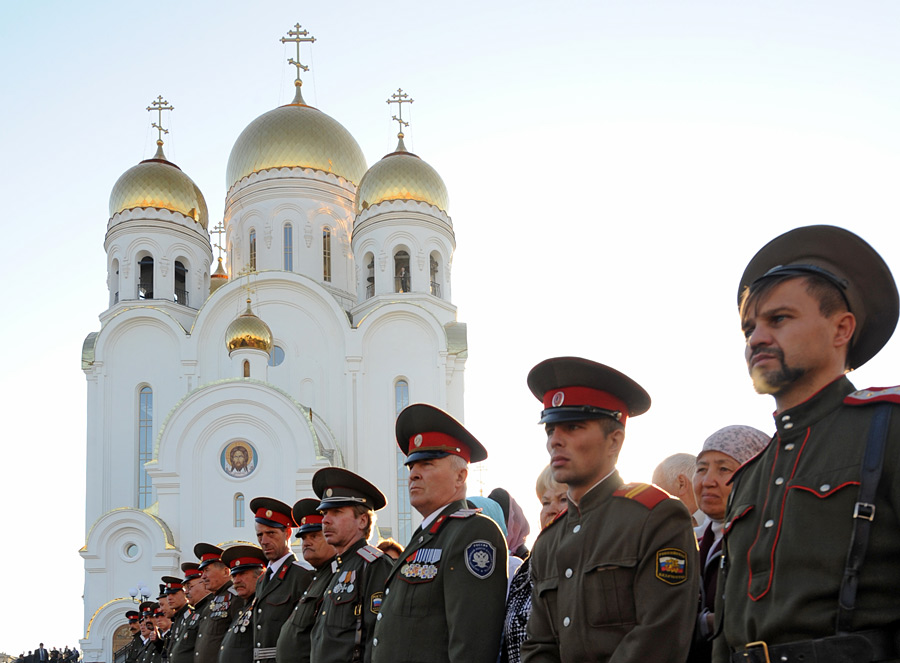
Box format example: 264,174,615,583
169,564,209,663
161,577,189,662
372,404,509,663
195,543,244,663
248,498,312,663
714,225,900,663
219,545,267,663
137,603,164,663
310,467,393,663
123,611,143,663
275,498,337,663
521,357,699,662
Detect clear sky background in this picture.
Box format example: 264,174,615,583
2,0,900,653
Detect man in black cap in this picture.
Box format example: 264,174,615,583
169,563,209,663
137,602,164,663
160,577,188,662
310,467,393,663
521,357,699,663
714,225,900,663
219,545,267,663
247,498,311,663
372,404,509,663
123,611,143,663
275,498,337,663
194,543,244,663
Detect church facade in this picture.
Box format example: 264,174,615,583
79,31,466,659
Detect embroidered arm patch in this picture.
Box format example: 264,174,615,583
464,540,496,579
655,548,688,585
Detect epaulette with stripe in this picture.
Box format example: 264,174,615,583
844,386,900,406
450,508,481,518
613,482,669,509
357,544,385,563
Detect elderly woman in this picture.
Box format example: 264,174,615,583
499,465,567,663
688,425,770,663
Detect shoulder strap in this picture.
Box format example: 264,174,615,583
836,403,892,633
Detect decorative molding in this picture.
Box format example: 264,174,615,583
159,257,170,277
121,257,130,279
264,221,273,249
378,251,387,272
304,222,313,248
417,250,425,271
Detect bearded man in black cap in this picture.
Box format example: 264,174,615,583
310,467,393,663
219,545,267,663
194,544,244,663
521,357,699,663
248,498,311,663
714,225,900,663
372,404,508,663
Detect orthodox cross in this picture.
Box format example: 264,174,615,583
387,88,414,136
211,222,226,260
236,265,257,306
281,23,316,83
147,95,174,144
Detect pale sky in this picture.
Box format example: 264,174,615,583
2,0,900,653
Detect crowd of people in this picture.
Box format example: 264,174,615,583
14,646,79,663
112,224,900,663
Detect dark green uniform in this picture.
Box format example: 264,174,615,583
124,634,143,663
311,538,393,663
196,582,244,663
522,474,699,663
251,555,312,663
170,597,207,663
136,638,163,663
219,595,255,663
372,501,508,663
714,378,900,661
274,560,335,663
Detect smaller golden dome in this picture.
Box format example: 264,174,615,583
225,299,273,354
109,143,209,228
355,135,449,215
210,257,229,294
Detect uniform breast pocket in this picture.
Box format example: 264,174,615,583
584,558,637,628
786,467,859,542
534,576,559,637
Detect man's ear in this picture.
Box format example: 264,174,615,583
833,311,856,350
607,428,625,457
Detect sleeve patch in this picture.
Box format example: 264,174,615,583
370,591,383,614
844,386,900,406
613,482,669,509
464,540,496,579
656,548,688,585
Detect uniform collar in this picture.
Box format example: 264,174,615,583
335,536,368,566
266,550,293,577
570,469,623,514
773,375,855,436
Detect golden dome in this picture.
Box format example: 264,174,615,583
355,136,449,215
226,100,367,190
109,144,209,228
225,300,273,354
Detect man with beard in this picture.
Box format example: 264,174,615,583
194,544,244,663
219,546,267,663
248,497,312,663
169,564,210,663
714,226,900,663
137,603,164,663
275,498,337,663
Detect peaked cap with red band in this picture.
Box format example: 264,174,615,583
249,497,295,529
527,357,651,425
139,601,157,619
312,467,387,512
739,225,898,370
125,610,140,623
396,403,488,465
220,544,267,574
180,561,201,583
193,542,225,570
292,497,325,537
160,576,184,594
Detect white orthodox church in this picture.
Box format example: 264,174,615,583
79,26,467,659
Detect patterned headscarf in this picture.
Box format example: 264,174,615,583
698,425,770,465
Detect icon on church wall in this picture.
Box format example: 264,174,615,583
221,441,257,478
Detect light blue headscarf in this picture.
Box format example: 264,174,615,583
467,496,507,536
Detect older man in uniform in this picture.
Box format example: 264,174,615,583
372,404,509,663
522,357,699,662
219,546,267,663
714,225,900,663
194,543,244,663
310,467,393,663
124,611,143,663
169,564,209,663
248,498,312,663
275,498,337,663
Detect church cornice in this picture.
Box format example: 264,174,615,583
226,165,358,203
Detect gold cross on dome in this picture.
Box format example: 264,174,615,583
386,88,414,136
236,265,256,303
211,222,225,260
281,23,316,83
147,95,174,144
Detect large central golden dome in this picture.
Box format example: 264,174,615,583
355,136,449,215
226,101,367,190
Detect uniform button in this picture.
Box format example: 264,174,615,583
257,625,261,629
565,569,573,578
784,443,795,451
820,484,831,492
764,520,775,528
257,608,262,614
563,617,570,627
781,415,791,422
385,588,390,595
775,477,784,486
419,536,424,543
783,423,794,430
373,639,378,646
376,613,382,621
573,525,581,533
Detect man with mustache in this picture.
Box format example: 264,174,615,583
219,545,267,663
715,226,900,663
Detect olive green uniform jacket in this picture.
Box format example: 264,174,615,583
125,634,143,663
170,597,208,663
252,554,312,663
218,594,255,663
311,538,393,663
275,560,335,663
196,582,245,663
136,637,163,663
522,472,699,663
713,377,900,661
372,500,509,663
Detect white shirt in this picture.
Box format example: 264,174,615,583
266,550,292,579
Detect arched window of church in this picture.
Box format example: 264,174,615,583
234,493,245,527
138,386,153,509
395,379,412,543
323,228,332,282
394,250,410,293
243,360,250,378
364,252,375,299
111,259,120,306
429,253,441,298
174,260,188,307
138,256,154,300
249,230,257,271
283,223,293,271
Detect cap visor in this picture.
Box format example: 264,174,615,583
404,449,451,465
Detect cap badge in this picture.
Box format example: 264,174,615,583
301,516,308,525
326,488,333,497
414,434,423,447
552,391,565,407
265,510,273,518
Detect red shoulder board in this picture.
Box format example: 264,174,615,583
613,482,669,509
429,514,450,534
844,386,900,406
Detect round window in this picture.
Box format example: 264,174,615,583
268,345,285,367
124,543,140,559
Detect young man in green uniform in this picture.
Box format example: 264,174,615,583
218,545,266,663
195,544,244,663
159,577,189,662
310,467,393,663
169,564,209,663
248,498,312,663
714,225,900,663
372,404,508,663
522,357,699,663
275,498,337,663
